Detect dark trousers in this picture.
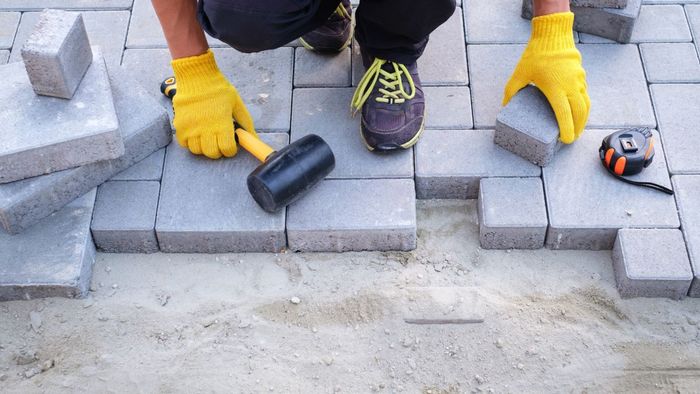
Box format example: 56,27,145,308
197,0,456,65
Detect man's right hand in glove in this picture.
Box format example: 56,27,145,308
171,50,256,159
151,0,256,159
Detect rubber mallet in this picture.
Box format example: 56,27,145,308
161,77,336,213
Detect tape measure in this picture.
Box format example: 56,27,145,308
599,128,673,195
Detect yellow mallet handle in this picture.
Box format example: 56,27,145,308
235,128,274,163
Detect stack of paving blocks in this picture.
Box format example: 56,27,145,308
522,0,641,44
0,9,171,301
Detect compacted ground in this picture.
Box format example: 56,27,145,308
1,200,699,393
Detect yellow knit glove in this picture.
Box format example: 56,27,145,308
503,12,590,144
171,50,256,159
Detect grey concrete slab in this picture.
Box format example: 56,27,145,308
401,287,484,325
0,50,8,64
21,10,92,99
651,85,700,176
0,1,133,11
353,11,468,86
688,5,700,56
294,47,351,88
11,11,130,67
0,190,96,301
414,129,541,199
110,149,165,181
126,0,226,49
121,47,294,133
612,229,693,299
468,44,655,130
0,48,123,184
495,86,562,167
544,129,679,250
478,177,548,249
290,88,414,179
0,66,171,234
91,181,160,253
582,4,694,43
286,178,417,252
0,12,20,49
672,175,700,297
424,86,474,130
156,134,288,253
464,0,532,44
523,0,642,43
641,43,700,83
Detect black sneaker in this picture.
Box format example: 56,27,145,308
351,54,426,152
299,0,353,52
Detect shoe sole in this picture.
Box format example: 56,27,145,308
360,118,426,152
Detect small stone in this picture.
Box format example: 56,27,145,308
29,311,42,331
475,375,485,384
495,339,504,349
14,350,38,365
238,321,251,329
290,297,301,305
40,359,54,372
517,363,524,370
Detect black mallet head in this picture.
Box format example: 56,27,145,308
247,134,335,213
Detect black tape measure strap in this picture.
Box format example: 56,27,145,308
604,166,674,195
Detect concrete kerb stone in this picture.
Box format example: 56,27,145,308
21,9,92,99
0,66,171,234
495,86,561,167
672,175,700,298
612,229,693,299
0,47,123,184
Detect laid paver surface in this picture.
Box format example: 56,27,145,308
0,1,698,268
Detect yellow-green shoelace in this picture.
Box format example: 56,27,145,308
351,58,416,115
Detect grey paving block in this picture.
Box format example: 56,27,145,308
126,0,225,49
401,287,485,325
0,12,20,49
21,10,92,98
353,11,468,86
0,1,133,11
290,88,414,179
544,129,679,250
424,86,473,130
465,0,532,44
286,179,417,252
415,129,541,199
0,190,96,301
0,66,171,234
91,181,160,253
0,48,123,184
574,0,627,7
121,47,294,133
641,43,700,83
612,229,693,299
672,175,700,297
11,11,130,67
651,85,700,176
688,5,700,56
478,177,548,249
110,148,165,181
294,47,351,87
495,86,561,167
468,44,655,129
523,0,642,43
156,134,288,253
0,50,8,64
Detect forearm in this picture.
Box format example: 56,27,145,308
152,0,208,59
533,0,570,16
